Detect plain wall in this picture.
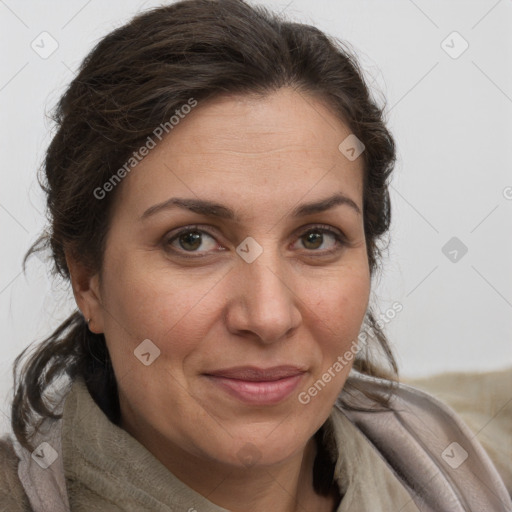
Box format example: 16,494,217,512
1,0,511,435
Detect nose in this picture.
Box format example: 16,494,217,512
224,247,302,344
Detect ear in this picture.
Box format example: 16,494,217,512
65,249,105,334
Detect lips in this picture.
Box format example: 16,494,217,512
204,366,306,405
205,365,306,381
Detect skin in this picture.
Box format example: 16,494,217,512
67,86,370,512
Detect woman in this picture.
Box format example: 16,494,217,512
1,1,510,511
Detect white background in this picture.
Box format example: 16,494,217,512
1,0,511,436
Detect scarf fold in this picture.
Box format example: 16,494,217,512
12,380,72,512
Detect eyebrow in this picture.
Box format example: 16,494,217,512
140,192,361,222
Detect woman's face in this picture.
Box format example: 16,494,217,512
85,87,370,469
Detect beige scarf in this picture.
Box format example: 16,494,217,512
13,372,512,511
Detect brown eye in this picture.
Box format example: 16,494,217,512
165,227,220,257
296,226,346,254
177,231,203,251
302,231,323,250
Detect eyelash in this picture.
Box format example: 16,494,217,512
162,224,348,259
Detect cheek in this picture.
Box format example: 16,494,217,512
293,268,370,421
99,253,221,369
309,265,370,371
316,264,370,329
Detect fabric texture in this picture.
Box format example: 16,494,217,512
404,367,512,494
1,369,511,512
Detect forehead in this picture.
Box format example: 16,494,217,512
167,88,356,159
112,87,364,218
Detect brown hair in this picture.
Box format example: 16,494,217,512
11,0,398,460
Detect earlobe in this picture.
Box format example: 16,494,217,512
65,250,105,334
